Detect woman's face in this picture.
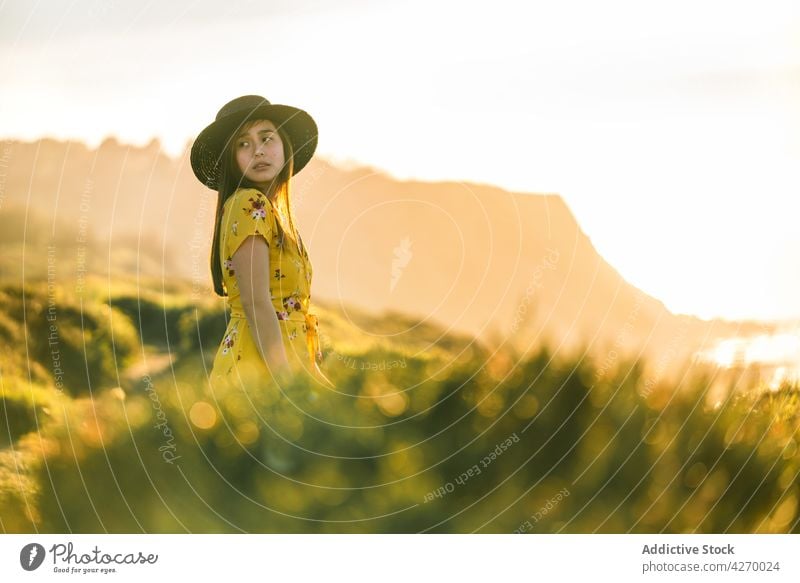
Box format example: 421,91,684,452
234,119,286,191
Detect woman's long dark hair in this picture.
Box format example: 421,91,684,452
210,119,303,297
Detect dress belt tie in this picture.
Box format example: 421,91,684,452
302,312,322,369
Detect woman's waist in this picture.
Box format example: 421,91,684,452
229,308,317,325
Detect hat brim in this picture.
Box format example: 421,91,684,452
190,103,318,189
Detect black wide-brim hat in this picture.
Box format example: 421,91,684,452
190,95,318,189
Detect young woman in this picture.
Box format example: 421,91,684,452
190,94,334,391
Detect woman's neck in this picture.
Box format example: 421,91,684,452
262,183,278,201
243,177,278,201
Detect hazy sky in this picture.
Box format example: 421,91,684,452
3,0,799,322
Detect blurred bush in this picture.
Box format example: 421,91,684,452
0,277,798,534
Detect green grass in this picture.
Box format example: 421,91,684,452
1,275,798,533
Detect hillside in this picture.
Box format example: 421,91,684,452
0,138,774,375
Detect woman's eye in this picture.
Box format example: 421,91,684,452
237,135,270,148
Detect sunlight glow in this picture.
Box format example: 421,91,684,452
697,326,800,389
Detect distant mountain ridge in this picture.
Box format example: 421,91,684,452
0,137,773,371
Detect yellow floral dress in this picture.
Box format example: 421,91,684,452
209,187,332,390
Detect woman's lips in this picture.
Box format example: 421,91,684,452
253,163,270,170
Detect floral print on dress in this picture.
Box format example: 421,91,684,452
276,310,290,321
246,196,268,220
283,293,303,312
274,268,286,280
224,256,235,277
221,327,237,355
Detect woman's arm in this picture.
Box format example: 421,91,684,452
231,234,291,375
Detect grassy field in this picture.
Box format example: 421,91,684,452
1,275,798,533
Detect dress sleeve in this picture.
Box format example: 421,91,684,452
223,188,275,260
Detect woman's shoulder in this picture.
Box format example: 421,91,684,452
226,187,267,207
225,188,275,217
221,188,276,256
